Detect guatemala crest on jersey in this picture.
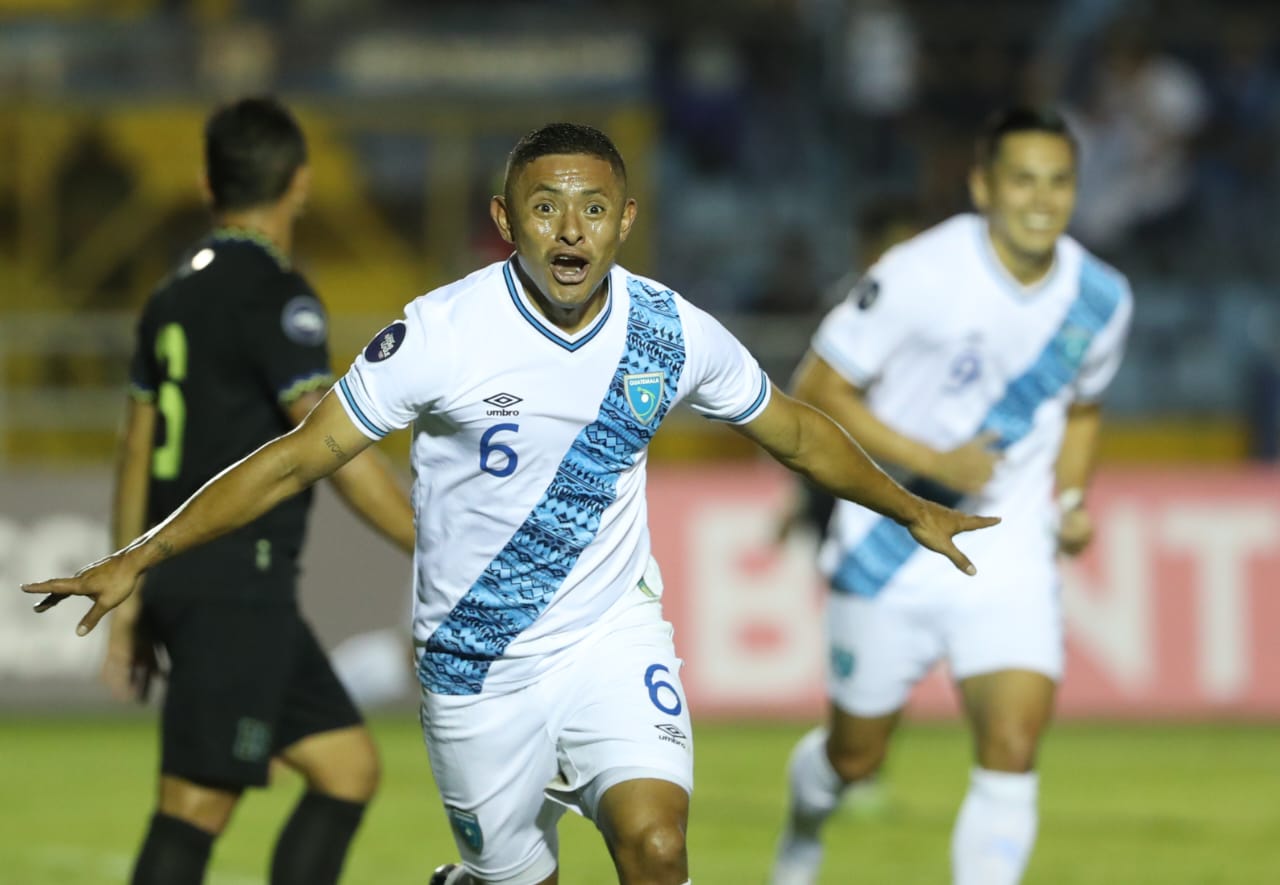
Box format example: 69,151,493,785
624,371,664,424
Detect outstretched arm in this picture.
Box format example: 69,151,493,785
24,390,373,634
285,391,414,555
101,396,160,700
792,352,1000,493
732,385,999,574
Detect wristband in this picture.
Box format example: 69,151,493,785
1056,487,1085,514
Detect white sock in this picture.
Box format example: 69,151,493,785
951,767,1039,885
771,728,845,884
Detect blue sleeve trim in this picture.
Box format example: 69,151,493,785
715,368,771,424
338,377,390,438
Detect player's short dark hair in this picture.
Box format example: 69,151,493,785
204,96,308,212
503,123,627,200
975,106,1078,167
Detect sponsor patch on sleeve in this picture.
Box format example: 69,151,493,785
281,295,328,346
364,321,407,362
851,276,880,310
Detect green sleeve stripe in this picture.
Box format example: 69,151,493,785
278,372,336,405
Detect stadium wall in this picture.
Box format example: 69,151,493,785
3,465,1279,719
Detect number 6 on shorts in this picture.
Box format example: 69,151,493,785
644,663,683,716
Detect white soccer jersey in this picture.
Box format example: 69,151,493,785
814,213,1133,597
337,259,770,696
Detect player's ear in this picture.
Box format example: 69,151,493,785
618,198,638,243
490,195,515,244
285,165,312,214
968,165,990,212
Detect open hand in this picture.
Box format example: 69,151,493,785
22,554,142,637
905,499,1001,575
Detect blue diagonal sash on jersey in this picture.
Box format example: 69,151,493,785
831,256,1125,597
420,278,686,694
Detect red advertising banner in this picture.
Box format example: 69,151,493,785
649,464,1280,719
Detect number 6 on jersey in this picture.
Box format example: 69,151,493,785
479,423,520,477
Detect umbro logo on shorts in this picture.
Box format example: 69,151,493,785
654,723,688,748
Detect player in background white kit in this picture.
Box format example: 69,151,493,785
26,124,999,885
770,108,1134,885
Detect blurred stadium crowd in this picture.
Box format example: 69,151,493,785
3,0,1280,459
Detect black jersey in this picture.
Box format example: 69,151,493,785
128,229,333,594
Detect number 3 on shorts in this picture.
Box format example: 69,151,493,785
644,663,683,716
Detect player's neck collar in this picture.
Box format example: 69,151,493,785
210,226,291,271
502,258,615,353
976,221,1059,298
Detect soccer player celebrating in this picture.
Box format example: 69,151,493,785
769,107,1133,885
93,97,414,885
27,123,995,885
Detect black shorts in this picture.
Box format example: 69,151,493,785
142,589,362,790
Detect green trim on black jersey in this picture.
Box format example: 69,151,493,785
211,226,291,270
278,372,335,406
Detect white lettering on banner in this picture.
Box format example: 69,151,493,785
690,505,823,702
0,515,108,678
1061,503,1153,692
1160,505,1279,700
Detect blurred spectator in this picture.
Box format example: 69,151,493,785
834,0,920,185
1198,15,1280,278
53,122,137,309
658,35,749,177
197,21,278,95
1067,23,1210,260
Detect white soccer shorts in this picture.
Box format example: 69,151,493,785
420,578,694,885
825,557,1064,718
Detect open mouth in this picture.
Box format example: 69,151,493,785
550,253,590,285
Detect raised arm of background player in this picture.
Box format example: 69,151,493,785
734,384,999,563
791,350,1002,495
26,383,995,636
796,351,1102,555
99,389,414,693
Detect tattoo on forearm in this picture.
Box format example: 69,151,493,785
155,540,174,560
324,434,346,460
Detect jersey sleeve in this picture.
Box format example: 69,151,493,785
1074,278,1134,402
810,255,916,388
677,298,772,424
241,277,335,406
127,306,158,403
336,298,452,440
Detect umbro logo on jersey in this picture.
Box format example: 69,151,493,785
484,392,522,416
654,723,688,748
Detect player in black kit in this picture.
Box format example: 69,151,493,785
101,97,414,885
